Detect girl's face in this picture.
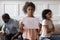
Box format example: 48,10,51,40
45,12,52,19
26,6,35,16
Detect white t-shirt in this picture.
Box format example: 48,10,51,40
41,19,54,37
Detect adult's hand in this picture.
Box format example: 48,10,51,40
11,36,15,40
2,32,7,36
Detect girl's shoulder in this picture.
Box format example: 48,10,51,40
42,19,53,25
42,19,52,22
42,19,48,25
20,17,26,20
42,19,47,22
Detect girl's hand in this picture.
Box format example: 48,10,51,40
2,31,7,36
38,23,42,33
47,28,55,33
20,21,24,33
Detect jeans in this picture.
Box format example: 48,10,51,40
18,35,23,40
4,34,16,40
51,35,60,40
41,37,54,40
41,37,60,40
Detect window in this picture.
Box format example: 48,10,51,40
49,4,60,24
34,3,48,21
5,4,18,20
19,4,26,20
0,4,4,25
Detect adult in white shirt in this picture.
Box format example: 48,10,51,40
41,9,55,40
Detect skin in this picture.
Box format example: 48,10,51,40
20,21,24,33
43,12,55,34
26,6,35,17
45,12,52,20
20,6,41,40
2,18,10,23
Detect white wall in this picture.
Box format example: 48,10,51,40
0,4,4,25
0,1,60,23
0,1,60,34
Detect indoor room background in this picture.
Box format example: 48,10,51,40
0,0,60,34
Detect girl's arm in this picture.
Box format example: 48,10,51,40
50,20,55,32
47,24,55,33
19,21,24,33
38,23,42,33
43,25,49,34
43,25,53,34
51,24,55,32
44,25,55,34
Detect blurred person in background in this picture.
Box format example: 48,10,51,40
41,9,55,40
2,13,23,40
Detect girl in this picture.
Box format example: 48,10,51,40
19,2,41,40
41,9,55,40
